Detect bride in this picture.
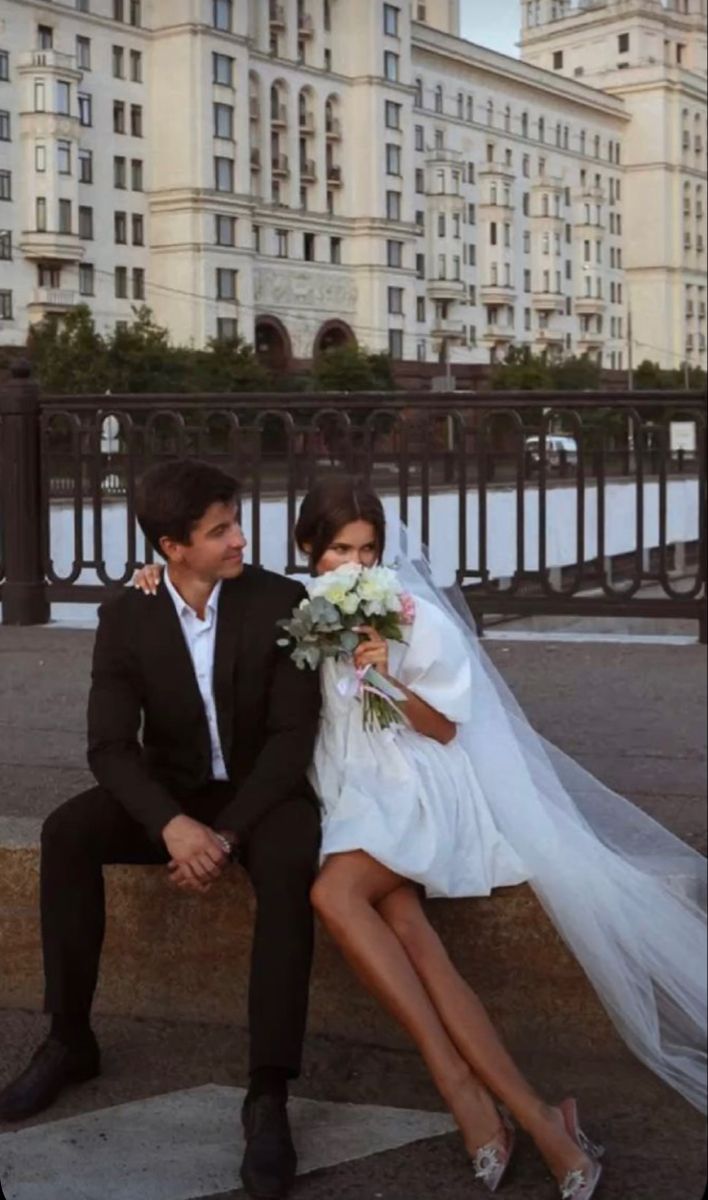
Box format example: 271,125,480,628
135,474,706,1199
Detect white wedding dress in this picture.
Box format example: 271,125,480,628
304,555,706,1115
311,594,526,897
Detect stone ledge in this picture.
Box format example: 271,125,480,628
0,820,616,1051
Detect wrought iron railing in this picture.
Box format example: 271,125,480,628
0,375,705,638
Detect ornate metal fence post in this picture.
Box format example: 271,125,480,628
0,361,49,625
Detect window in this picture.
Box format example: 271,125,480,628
0,51,9,82
385,100,401,130
130,105,143,137
36,196,47,229
129,0,141,27
58,83,71,115
38,25,54,50
215,214,236,246
302,232,316,262
414,77,423,107
132,214,144,245
79,148,93,183
217,317,238,341
553,50,563,70
618,32,629,53
415,124,424,151
58,199,72,234
388,286,403,315
130,50,142,82
415,253,425,279
114,210,127,243
0,111,9,141
214,102,234,139
383,51,399,81
0,169,10,200
213,0,233,30
386,143,401,175
114,155,127,188
388,329,403,359
276,229,289,258
76,36,91,70
215,156,234,192
79,264,95,296
416,296,426,322
79,205,93,238
115,267,128,298
114,101,125,134
213,53,234,86
523,230,530,253
437,212,446,237
112,46,125,78
387,239,403,267
215,267,237,300
330,236,341,264
132,267,145,299
434,84,443,115
57,140,71,174
0,230,11,260
113,0,124,18
0,291,12,320
383,4,399,36
386,190,401,220
490,222,497,246
131,159,144,190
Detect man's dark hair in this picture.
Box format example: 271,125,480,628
294,475,386,571
136,458,240,556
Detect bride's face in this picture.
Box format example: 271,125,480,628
316,520,380,575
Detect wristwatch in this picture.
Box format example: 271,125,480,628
214,833,235,859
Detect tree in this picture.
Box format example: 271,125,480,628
634,358,706,391
312,344,396,392
489,346,552,391
27,305,110,393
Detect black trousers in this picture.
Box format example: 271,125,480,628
40,783,321,1078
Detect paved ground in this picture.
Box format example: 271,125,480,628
0,625,706,1199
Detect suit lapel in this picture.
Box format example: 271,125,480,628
213,569,255,766
144,581,205,716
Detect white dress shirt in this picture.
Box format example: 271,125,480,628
163,569,228,781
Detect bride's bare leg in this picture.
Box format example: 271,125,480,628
311,852,501,1154
377,885,591,1182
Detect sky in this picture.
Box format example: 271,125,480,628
459,0,521,59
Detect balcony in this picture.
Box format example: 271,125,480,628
574,295,606,315
426,278,466,301
298,12,314,36
577,331,604,349
300,157,316,182
479,193,514,211
271,152,290,176
249,97,260,121
269,4,286,29
327,164,343,186
478,164,515,182
325,118,342,140
482,323,514,343
19,49,78,73
27,287,78,314
535,327,565,345
479,283,517,306
270,104,287,128
299,109,315,134
431,320,466,341
20,230,85,263
250,147,261,170
531,291,565,311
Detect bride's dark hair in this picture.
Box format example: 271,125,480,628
294,475,386,570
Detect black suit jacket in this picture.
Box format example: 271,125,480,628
87,566,322,843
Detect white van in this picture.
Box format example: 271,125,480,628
524,435,578,470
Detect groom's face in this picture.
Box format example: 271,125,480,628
164,500,247,582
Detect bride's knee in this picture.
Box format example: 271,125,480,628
310,873,343,923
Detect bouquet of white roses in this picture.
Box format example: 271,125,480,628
277,564,416,731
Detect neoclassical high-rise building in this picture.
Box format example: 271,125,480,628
0,0,705,371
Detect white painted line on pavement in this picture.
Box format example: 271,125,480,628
0,1084,456,1200
484,631,698,645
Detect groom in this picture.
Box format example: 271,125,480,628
0,458,322,1200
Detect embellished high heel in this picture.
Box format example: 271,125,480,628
557,1098,604,1200
471,1106,516,1193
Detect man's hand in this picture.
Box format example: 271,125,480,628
162,814,229,894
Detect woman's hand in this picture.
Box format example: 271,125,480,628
133,563,163,595
353,625,390,678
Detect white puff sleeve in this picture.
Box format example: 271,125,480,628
395,595,473,725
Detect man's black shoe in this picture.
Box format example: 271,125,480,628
241,1091,297,1200
0,1034,100,1122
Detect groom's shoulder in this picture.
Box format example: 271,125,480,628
228,565,306,607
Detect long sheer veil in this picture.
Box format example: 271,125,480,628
393,535,707,1115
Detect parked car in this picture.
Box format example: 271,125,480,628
525,434,578,471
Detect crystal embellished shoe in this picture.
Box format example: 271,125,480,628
471,1106,516,1193
557,1098,604,1200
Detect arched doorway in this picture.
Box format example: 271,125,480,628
255,316,292,370
313,320,356,357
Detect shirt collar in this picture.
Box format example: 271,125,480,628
164,568,223,622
